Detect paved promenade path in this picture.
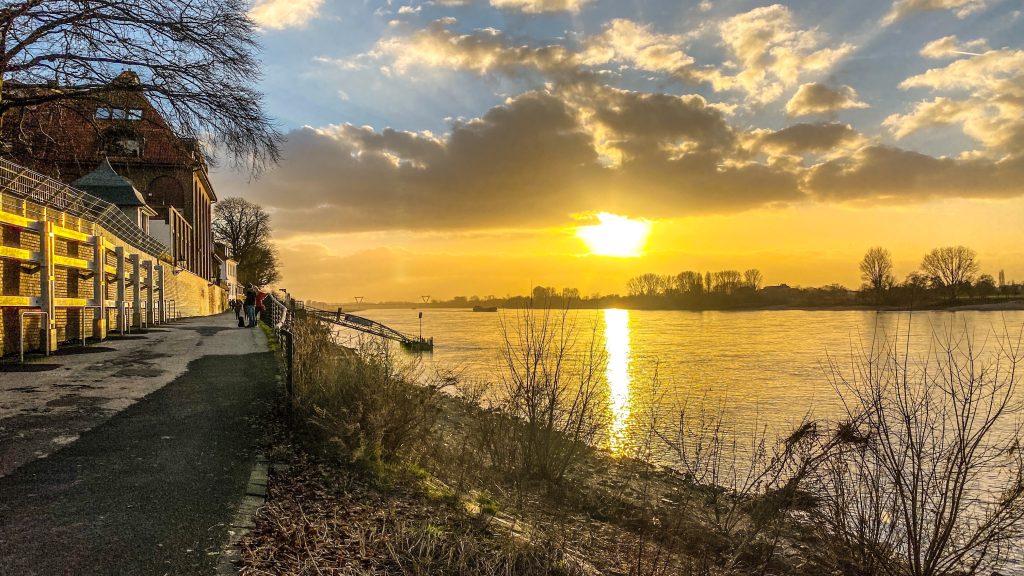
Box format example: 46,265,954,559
0,313,276,575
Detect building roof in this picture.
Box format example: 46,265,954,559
72,159,148,207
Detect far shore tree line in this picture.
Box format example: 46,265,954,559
327,245,1021,311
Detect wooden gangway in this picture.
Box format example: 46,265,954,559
301,303,433,351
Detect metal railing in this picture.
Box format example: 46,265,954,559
163,299,177,322
19,311,49,363
0,157,169,259
76,305,103,347
119,302,132,335
262,292,294,398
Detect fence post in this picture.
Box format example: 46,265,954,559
91,235,107,340
115,247,127,333
128,253,141,329
282,328,294,400
142,260,155,326
37,220,58,351
155,264,165,323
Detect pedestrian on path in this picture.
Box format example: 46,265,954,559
230,298,244,327
243,284,257,327
254,289,267,328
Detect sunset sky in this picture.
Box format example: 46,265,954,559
219,0,1024,302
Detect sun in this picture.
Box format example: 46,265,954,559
575,212,652,257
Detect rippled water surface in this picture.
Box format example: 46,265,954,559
342,307,1024,570
347,308,1024,454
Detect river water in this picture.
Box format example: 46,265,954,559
347,308,1023,455
340,307,1024,570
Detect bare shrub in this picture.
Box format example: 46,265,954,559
289,315,449,469
813,322,1024,576
474,304,609,483
660,390,831,573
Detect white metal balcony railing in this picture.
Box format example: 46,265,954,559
0,157,169,258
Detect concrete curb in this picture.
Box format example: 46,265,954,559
216,454,270,575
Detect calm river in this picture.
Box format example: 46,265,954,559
344,308,1024,459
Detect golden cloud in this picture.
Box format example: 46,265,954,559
919,35,989,58
882,0,988,26
686,4,853,104
581,19,693,73
785,83,869,116
249,0,323,30
887,48,1024,154
489,0,591,13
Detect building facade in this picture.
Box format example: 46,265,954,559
1,71,217,280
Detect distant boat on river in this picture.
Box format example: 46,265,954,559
472,305,498,312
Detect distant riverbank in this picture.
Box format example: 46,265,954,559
334,299,1024,314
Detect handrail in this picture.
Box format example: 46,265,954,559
297,302,433,351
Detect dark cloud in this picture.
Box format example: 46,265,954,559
223,91,602,232
807,145,1024,202
592,91,736,155
219,88,812,233
217,86,1024,235
757,122,860,155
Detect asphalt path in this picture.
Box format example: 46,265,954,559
0,318,275,575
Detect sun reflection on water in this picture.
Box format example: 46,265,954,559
604,308,631,455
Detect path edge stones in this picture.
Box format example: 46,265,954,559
216,453,273,575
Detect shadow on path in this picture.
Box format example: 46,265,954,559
0,350,276,576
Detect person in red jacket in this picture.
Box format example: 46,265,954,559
254,289,267,328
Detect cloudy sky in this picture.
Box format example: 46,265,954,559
219,0,1024,302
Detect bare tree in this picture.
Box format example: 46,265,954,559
237,242,280,286
476,305,608,483
711,270,742,295
627,273,667,297
815,323,1024,576
675,270,704,295
860,247,895,305
214,197,279,285
0,0,281,173
922,246,979,301
743,268,763,290
662,391,834,572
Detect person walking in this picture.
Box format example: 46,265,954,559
230,298,244,327
243,284,257,328
254,289,267,328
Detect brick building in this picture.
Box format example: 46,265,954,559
1,71,217,280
